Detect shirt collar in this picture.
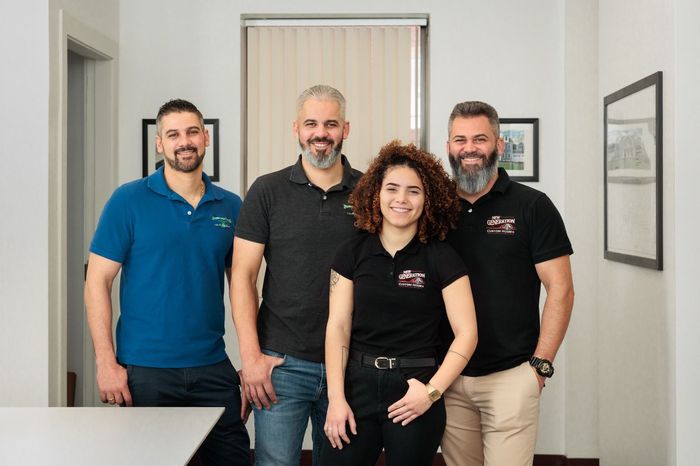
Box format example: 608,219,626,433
146,166,223,201
289,154,356,190
491,167,511,194
368,232,421,257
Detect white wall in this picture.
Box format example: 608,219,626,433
0,1,50,406
564,0,599,458
674,0,700,465
0,0,119,407
119,0,570,453
597,0,675,464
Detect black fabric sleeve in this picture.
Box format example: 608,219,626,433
529,194,574,264
331,236,357,280
432,241,469,289
234,177,270,244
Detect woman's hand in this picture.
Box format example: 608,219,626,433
387,378,433,426
324,398,357,449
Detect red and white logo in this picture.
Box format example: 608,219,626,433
397,270,426,289
486,216,516,235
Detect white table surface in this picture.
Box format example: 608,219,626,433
0,407,224,466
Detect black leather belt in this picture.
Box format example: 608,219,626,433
349,350,436,370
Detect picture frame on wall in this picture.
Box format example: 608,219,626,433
141,118,220,181
604,71,663,270
498,118,539,182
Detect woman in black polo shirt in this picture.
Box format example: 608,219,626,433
320,141,478,466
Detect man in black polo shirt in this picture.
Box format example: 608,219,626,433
440,101,575,466
231,84,362,466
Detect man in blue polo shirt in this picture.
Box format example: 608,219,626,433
85,99,249,465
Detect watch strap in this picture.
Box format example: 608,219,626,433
529,356,555,378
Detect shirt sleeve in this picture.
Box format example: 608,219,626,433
433,241,469,289
331,237,356,280
529,194,574,264
234,177,270,245
226,194,243,267
89,187,133,263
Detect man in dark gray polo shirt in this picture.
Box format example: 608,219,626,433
231,84,361,466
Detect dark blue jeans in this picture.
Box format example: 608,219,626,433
253,349,328,466
319,359,445,466
127,358,250,466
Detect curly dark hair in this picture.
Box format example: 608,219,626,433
350,140,461,243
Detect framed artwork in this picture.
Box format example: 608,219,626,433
141,118,220,181
604,71,663,270
498,118,539,181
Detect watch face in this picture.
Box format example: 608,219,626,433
539,361,554,377
531,357,554,377
426,384,441,402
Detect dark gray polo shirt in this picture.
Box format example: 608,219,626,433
235,155,362,362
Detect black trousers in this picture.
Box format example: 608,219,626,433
127,358,250,466
319,360,445,466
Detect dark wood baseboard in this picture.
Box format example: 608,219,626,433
567,459,599,466
298,451,599,466
189,449,599,465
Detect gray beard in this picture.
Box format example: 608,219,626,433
450,150,499,194
300,141,342,169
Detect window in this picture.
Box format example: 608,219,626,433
242,16,428,190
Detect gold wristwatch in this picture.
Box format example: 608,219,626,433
426,383,442,402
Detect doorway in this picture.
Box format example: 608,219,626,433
66,50,98,406
48,10,119,406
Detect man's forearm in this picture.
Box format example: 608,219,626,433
84,281,118,365
231,276,263,363
533,284,574,361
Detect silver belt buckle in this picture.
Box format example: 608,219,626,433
374,356,396,370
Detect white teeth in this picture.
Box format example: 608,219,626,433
391,207,410,213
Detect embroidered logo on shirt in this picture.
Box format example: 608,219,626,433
211,216,232,229
397,270,426,289
485,216,516,235
343,203,355,216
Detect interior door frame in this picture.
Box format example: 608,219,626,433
48,10,118,406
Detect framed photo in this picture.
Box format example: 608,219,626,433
498,118,539,181
604,71,663,270
141,118,220,181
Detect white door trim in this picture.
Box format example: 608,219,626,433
48,9,118,407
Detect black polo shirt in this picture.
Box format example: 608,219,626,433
445,168,573,376
333,233,468,362
235,155,362,362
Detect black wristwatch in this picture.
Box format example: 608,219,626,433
529,356,555,378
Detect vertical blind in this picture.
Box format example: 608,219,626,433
245,24,423,189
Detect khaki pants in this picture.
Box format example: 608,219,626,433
441,361,541,466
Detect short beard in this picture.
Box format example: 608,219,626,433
300,139,342,169
449,149,499,194
166,146,205,173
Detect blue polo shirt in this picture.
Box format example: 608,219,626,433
90,168,242,368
